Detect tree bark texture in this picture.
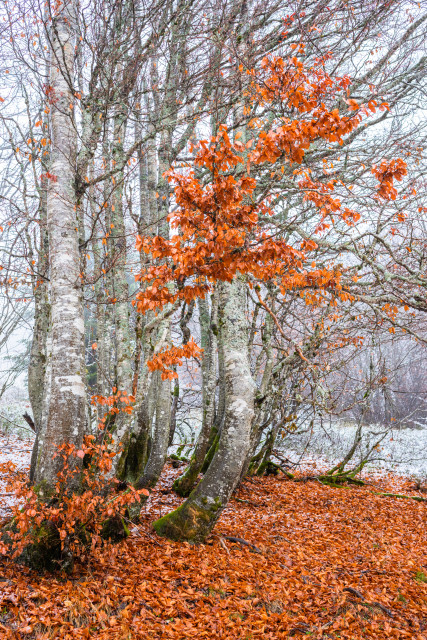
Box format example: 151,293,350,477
153,278,255,542
173,292,218,497
32,1,86,492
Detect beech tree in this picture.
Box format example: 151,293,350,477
30,0,89,492
128,43,414,537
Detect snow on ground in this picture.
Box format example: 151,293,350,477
281,422,427,481
0,421,426,520
0,431,33,518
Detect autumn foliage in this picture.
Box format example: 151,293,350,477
91,389,135,419
146,339,203,381
0,461,425,638
136,52,407,377
0,394,146,571
0,437,147,571
0,0,425,636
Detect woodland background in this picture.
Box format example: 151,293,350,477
0,0,426,637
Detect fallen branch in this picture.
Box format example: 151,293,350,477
266,460,295,480
293,473,365,486
223,536,262,553
289,624,311,636
344,587,394,618
372,601,394,618
318,473,365,486
343,586,364,600
373,492,427,503
233,497,260,507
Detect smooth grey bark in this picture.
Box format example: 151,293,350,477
28,168,50,456
115,116,157,481
214,315,226,431
133,113,172,487
173,291,218,496
135,321,171,489
32,0,86,492
241,304,275,478
89,166,108,402
28,177,50,483
109,107,134,474
28,139,50,421
97,137,114,398
153,278,255,541
169,376,179,447
111,111,132,397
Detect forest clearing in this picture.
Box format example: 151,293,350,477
0,0,426,637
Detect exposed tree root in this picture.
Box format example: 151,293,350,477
223,535,262,553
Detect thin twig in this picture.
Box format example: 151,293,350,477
219,537,230,555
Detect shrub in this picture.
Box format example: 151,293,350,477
0,434,148,572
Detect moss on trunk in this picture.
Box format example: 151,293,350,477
173,458,200,497
318,473,365,487
200,432,219,474
153,498,222,543
117,429,151,484
2,519,67,573
101,515,130,541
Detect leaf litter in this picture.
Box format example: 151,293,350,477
0,435,425,639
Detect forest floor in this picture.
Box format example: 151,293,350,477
0,434,426,639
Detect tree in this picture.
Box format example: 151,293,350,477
131,51,409,539
31,0,87,492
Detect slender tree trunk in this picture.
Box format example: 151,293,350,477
173,291,218,496
123,366,156,483
135,320,171,489
169,376,179,446
28,175,50,483
32,0,86,492
28,176,50,428
116,115,156,481
213,316,226,430
153,278,255,542
133,126,172,487
98,138,114,398
111,113,132,396
109,109,134,474
89,168,106,402
241,306,275,479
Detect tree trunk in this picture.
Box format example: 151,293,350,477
168,377,179,446
115,113,158,481
173,292,217,496
153,278,255,542
28,174,50,483
135,322,171,489
32,0,86,493
241,305,275,479
109,108,134,473
133,124,173,487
